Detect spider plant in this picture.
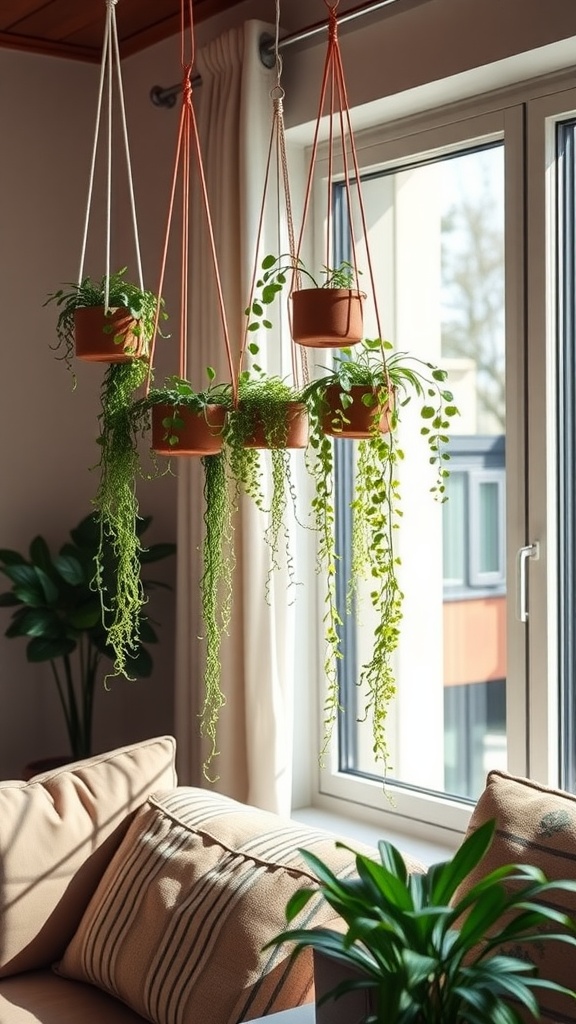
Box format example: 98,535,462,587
267,819,576,1024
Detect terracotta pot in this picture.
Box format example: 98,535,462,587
291,288,365,348
321,384,394,439
242,401,309,450
151,403,226,456
74,306,146,362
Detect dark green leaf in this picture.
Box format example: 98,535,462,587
54,554,85,587
27,636,77,661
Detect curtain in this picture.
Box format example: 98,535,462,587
174,20,296,814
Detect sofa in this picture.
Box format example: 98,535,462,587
2,736,576,1024
0,735,424,1024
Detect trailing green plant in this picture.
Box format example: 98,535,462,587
225,370,305,581
245,254,357,334
267,818,576,1024
199,452,235,780
45,266,167,374
303,338,459,771
93,365,231,682
0,513,175,759
193,369,307,778
93,359,152,680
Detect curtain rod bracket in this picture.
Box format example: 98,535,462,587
150,84,179,108
259,33,275,69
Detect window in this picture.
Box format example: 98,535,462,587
443,440,506,595
557,117,576,792
296,77,576,842
331,141,507,806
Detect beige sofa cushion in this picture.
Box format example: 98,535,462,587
0,970,147,1023
459,769,576,1024
56,787,421,1024
0,735,177,978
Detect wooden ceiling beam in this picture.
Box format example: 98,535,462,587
0,29,99,61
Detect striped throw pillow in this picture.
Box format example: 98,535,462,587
54,788,402,1024
456,770,576,1024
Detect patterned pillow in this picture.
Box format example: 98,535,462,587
457,769,576,1023
55,787,424,1024
0,735,177,978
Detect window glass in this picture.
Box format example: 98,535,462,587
479,483,500,572
334,144,506,801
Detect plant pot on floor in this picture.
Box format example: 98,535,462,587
321,384,394,438
242,401,309,449
74,306,147,362
291,288,365,348
151,403,227,456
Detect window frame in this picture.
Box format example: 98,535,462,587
288,69,576,845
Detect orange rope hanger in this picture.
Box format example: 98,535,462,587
146,0,236,403
150,0,417,108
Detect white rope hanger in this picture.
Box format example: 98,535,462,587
78,0,144,309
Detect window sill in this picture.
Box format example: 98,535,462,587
291,805,458,866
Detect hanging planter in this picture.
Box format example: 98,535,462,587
45,1,161,373
291,287,365,348
133,0,237,781
246,253,365,350
75,307,143,362
320,383,394,438
303,337,459,769
46,269,166,369
151,403,226,455
146,376,230,456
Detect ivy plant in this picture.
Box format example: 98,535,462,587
245,254,357,334
45,267,167,374
304,338,459,771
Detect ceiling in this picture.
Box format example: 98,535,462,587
0,1,247,62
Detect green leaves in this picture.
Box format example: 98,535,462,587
0,512,175,757
1,563,59,606
45,268,166,372
267,821,576,1024
245,254,359,334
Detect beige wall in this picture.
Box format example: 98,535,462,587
0,0,575,777
0,48,177,777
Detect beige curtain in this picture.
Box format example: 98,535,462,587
174,21,296,814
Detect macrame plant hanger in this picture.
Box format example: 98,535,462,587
76,0,147,361
292,0,386,361
146,0,236,453
238,0,309,395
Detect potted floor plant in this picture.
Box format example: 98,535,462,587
45,267,166,369
246,254,365,348
303,338,459,770
267,819,576,1024
0,512,175,766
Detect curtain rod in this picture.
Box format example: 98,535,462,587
150,0,415,108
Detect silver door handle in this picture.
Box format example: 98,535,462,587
516,542,539,623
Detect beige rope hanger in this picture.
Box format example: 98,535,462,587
78,0,144,306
